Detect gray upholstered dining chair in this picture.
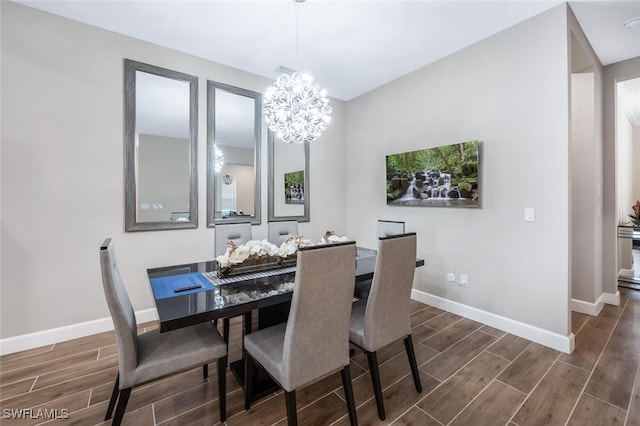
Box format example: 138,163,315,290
214,222,253,256
354,220,406,300
243,241,359,426
100,238,228,425
268,220,299,245
349,232,422,421
377,219,405,238
213,222,253,348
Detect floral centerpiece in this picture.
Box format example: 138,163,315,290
629,200,640,227
319,230,350,244
277,235,312,266
215,236,312,277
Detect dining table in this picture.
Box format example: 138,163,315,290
147,246,424,401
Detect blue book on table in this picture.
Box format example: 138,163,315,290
151,272,214,300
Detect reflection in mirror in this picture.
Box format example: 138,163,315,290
124,59,198,231
207,81,261,226
268,131,310,222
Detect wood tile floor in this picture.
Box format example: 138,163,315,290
1,287,639,425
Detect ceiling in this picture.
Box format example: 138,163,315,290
14,0,640,102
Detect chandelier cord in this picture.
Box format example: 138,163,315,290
295,1,301,72
263,0,332,144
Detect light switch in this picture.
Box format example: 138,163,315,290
524,208,535,222
140,203,150,210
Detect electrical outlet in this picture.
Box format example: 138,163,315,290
460,274,469,286
524,208,535,222
152,203,163,209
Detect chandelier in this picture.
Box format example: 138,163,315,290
263,0,332,144
214,145,224,173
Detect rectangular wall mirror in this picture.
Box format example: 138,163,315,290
268,131,310,222
124,59,198,231
207,81,261,226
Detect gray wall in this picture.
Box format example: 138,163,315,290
346,5,571,335
3,1,611,345
1,2,347,338
568,8,604,306
137,134,190,222
603,57,640,296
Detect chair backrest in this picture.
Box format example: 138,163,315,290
377,220,405,238
281,241,357,391
363,233,417,351
100,238,139,388
268,220,299,246
214,222,253,256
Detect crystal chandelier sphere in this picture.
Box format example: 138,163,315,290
263,72,332,144
214,145,224,173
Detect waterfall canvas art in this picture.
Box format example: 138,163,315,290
386,140,480,208
284,170,304,204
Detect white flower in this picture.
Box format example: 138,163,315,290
268,243,280,256
277,241,298,258
229,246,250,264
328,235,350,243
243,239,278,257
216,254,230,268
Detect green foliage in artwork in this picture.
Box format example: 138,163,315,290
458,181,471,192
285,170,304,186
386,176,409,200
284,170,304,199
385,141,479,201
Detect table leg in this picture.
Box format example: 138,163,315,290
230,303,290,403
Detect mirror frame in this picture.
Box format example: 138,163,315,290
268,131,310,222
124,59,198,232
207,81,262,227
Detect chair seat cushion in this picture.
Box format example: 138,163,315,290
244,323,286,387
132,321,226,387
349,300,367,349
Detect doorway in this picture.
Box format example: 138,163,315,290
615,76,640,289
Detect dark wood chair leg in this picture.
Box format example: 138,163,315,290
202,364,209,380
366,351,386,420
244,353,254,410
403,335,422,393
104,374,120,420
112,387,131,426
341,365,358,426
218,355,227,422
284,390,298,426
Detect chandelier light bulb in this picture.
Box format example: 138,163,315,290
263,72,332,144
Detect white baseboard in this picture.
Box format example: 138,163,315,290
571,290,620,316
601,290,620,306
4,288,589,357
411,289,575,354
0,309,158,356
